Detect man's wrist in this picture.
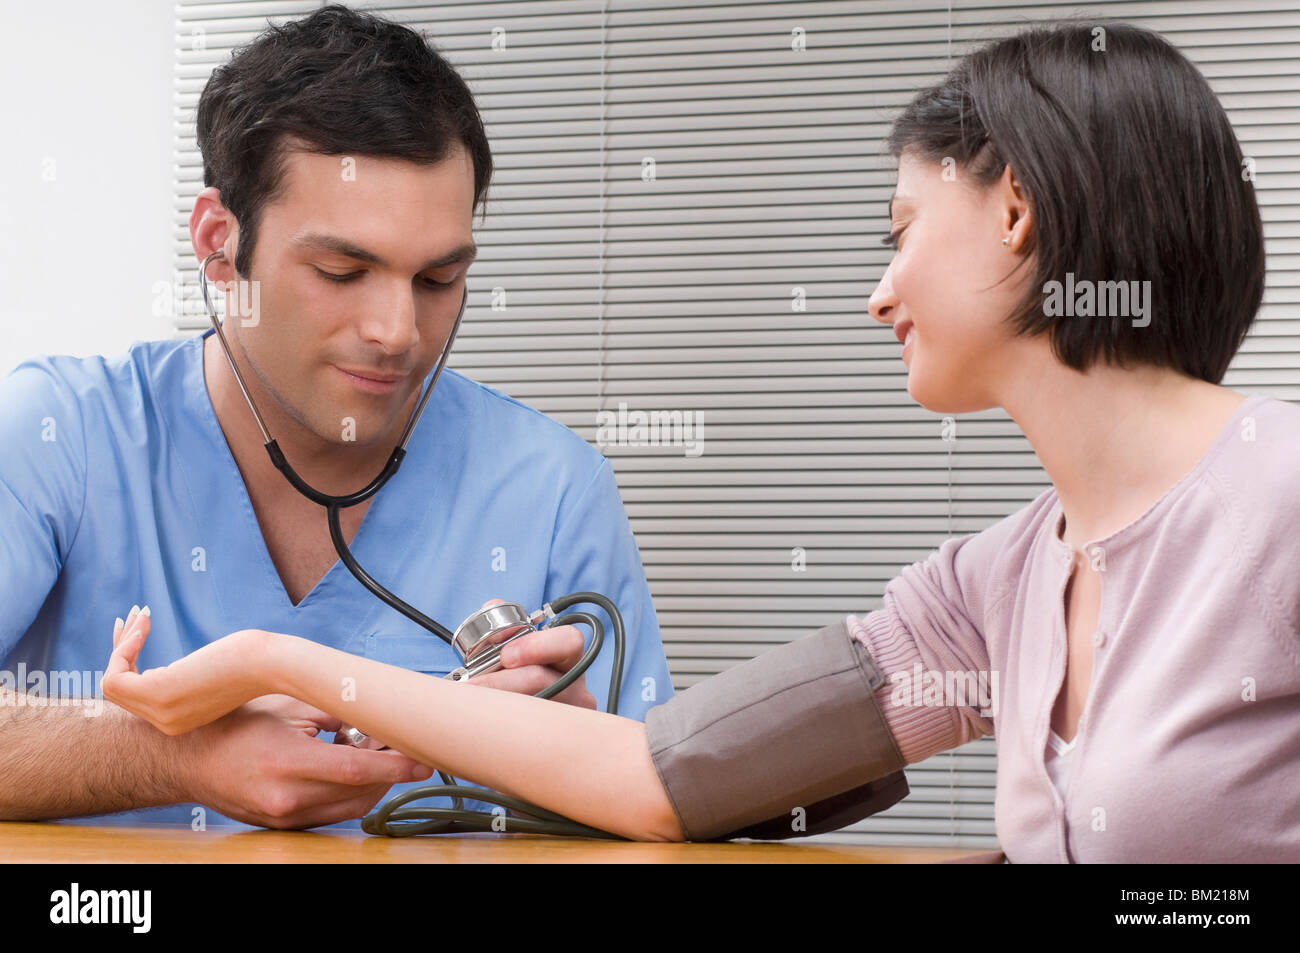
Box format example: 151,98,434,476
108,702,195,807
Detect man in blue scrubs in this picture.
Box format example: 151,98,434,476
0,5,673,831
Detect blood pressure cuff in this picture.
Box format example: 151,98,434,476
644,617,909,842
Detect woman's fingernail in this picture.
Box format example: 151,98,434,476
141,605,150,617
115,617,125,629
128,605,140,619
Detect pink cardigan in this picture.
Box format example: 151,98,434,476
848,393,1300,862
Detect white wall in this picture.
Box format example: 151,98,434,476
0,1,175,377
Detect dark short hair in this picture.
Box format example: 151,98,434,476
196,3,492,279
886,21,1265,384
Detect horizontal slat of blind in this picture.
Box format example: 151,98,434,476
174,0,1299,850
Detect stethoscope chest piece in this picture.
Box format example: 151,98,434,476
446,602,537,682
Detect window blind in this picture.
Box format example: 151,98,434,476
172,0,1300,848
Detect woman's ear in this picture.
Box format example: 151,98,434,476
997,163,1033,253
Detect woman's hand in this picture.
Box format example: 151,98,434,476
103,606,277,735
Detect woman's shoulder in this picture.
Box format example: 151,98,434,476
901,487,1060,619
1205,395,1300,507
1201,395,1300,633
965,485,1060,555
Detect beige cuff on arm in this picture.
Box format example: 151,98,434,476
644,618,909,842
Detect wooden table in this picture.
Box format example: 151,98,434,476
0,821,1004,863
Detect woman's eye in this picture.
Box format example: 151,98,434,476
881,230,902,250
423,276,454,288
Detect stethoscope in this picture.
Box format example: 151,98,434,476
197,248,627,838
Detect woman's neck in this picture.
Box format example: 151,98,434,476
997,344,1249,549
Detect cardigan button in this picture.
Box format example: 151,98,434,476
1092,629,1107,647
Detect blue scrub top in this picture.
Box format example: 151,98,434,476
0,328,674,829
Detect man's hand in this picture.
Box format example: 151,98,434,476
106,609,433,828
171,693,435,829
467,600,597,709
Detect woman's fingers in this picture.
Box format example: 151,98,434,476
106,628,277,736
107,611,133,676
106,605,151,683
121,606,150,670
111,604,143,649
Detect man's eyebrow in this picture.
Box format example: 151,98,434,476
291,231,478,270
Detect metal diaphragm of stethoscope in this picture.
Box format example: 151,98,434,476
197,248,627,838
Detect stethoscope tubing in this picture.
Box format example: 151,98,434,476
196,249,630,837
198,247,464,642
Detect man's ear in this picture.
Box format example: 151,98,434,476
190,186,240,284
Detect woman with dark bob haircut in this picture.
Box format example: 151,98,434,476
104,21,1299,862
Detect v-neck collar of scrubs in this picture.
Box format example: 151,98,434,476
166,330,440,627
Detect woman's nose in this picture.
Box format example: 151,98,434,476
868,269,898,326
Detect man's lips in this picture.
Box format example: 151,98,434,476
334,366,406,383
332,365,407,394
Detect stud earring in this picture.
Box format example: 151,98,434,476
1002,237,1010,246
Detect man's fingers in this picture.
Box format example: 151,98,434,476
331,725,388,749
472,664,598,708
498,625,585,670
294,741,435,787
473,665,557,696
265,785,400,831
251,695,344,734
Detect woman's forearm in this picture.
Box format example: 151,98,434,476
265,632,684,841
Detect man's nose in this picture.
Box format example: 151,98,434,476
363,282,421,355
